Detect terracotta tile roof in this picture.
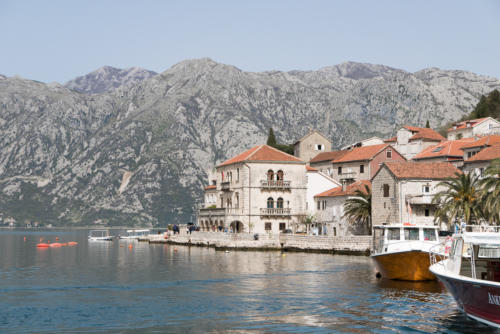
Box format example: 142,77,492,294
314,180,371,198
384,161,460,179
218,145,304,167
306,165,318,172
460,135,500,150
204,185,216,190
310,150,349,163
447,118,488,132
384,136,397,142
413,138,476,160
466,144,500,162
334,144,390,163
402,126,446,142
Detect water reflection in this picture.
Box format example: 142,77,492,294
0,230,494,333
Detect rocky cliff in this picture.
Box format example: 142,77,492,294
1,58,499,226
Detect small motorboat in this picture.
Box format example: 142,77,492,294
119,229,150,240
371,224,441,281
430,226,500,328
88,230,113,241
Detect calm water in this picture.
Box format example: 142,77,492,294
0,229,494,333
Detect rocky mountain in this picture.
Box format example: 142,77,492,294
64,66,157,94
1,58,499,226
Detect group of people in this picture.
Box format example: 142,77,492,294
171,224,198,235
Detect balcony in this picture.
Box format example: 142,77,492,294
198,208,226,217
407,195,434,205
260,180,291,189
339,171,356,181
221,181,231,191
260,208,291,216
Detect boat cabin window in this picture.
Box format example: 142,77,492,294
423,228,437,241
387,228,400,240
404,228,419,241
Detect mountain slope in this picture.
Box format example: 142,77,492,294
1,58,499,226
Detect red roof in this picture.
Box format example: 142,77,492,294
306,166,318,172
310,150,349,163
413,138,475,160
314,180,371,198
384,161,460,179
218,145,304,167
448,118,488,132
460,135,500,150
204,185,216,190
333,144,390,163
402,126,446,142
466,144,500,162
384,136,397,142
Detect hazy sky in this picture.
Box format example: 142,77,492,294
1,0,499,83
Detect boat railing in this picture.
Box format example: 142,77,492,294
429,241,450,267
458,225,500,233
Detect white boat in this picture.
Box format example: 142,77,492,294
88,230,114,241
119,229,150,240
430,226,500,328
371,224,441,281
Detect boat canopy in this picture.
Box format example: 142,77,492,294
461,232,500,246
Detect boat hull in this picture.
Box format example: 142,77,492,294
432,269,500,328
372,250,435,281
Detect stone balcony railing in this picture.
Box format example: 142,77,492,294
260,180,291,189
339,171,356,180
260,208,291,216
221,181,231,191
198,208,227,217
407,194,434,205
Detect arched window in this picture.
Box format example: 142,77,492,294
277,197,284,209
235,193,239,208
277,170,284,181
267,170,274,181
267,197,274,208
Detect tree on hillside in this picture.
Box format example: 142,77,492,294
469,89,500,120
433,171,483,227
425,120,430,128
266,128,277,147
343,185,372,235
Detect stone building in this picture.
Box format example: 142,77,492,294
330,144,406,185
371,161,460,229
293,130,332,162
309,150,348,177
341,136,385,150
447,117,500,140
198,145,307,234
462,143,500,178
314,180,371,236
384,125,445,160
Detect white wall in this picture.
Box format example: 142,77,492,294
306,171,340,216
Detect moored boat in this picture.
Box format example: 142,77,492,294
88,230,113,241
119,229,150,240
371,224,441,281
430,226,500,328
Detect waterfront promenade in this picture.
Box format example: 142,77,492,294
146,231,372,255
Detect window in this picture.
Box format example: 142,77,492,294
387,228,400,240
404,228,419,241
277,170,284,181
383,184,390,197
360,165,364,173
267,170,274,181
327,168,332,176
317,201,321,210
237,168,239,182
480,168,485,177
267,197,274,209
322,200,326,210
277,197,284,209
425,208,430,217
423,228,436,241
235,193,239,208
265,222,272,231
338,167,342,175
422,185,430,193
315,144,324,151
333,227,337,236
279,223,286,231
386,150,392,159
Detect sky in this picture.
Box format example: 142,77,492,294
1,0,499,83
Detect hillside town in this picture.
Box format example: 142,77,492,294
197,117,500,237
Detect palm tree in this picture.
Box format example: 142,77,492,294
343,184,372,235
433,171,483,227
480,159,500,223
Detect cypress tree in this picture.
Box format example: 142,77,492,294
425,120,430,128
266,128,277,147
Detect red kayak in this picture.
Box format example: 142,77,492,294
37,243,50,248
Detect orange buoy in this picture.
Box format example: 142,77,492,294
68,242,78,246
37,243,50,248
24,237,26,242
56,237,59,241
128,244,133,249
